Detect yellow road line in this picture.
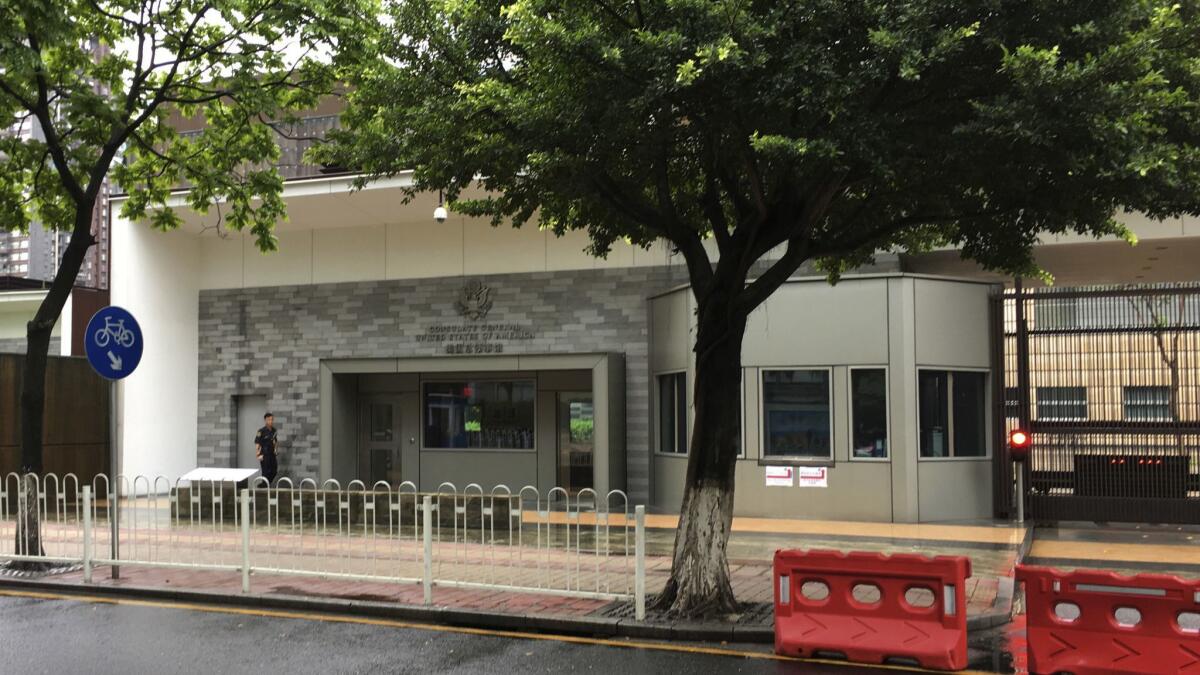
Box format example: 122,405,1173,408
0,588,992,674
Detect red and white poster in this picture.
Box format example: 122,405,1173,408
764,466,794,487
797,467,828,488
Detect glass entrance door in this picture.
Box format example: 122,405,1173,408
360,398,401,484
557,392,594,493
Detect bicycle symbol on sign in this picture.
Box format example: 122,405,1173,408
93,316,137,348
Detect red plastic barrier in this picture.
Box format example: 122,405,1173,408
773,549,971,670
1017,564,1200,675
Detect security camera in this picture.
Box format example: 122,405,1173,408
433,205,448,223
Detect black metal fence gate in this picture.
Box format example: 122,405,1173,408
991,283,1200,524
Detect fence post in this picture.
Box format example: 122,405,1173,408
422,495,433,606
240,489,251,594
82,486,93,584
635,504,645,621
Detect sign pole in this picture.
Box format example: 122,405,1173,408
1016,467,1025,524
110,378,119,579
84,304,143,581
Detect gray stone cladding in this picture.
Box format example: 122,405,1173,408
0,337,60,354
196,265,690,503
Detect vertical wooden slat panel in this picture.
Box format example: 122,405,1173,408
0,353,109,482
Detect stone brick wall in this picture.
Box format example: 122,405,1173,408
196,265,690,502
0,337,61,354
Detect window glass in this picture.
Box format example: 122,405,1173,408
369,403,393,442
920,370,989,458
919,371,950,457
762,370,831,459
1033,296,1080,330
657,373,687,454
1035,386,1087,420
953,372,987,457
1123,386,1172,421
423,380,535,449
851,369,888,459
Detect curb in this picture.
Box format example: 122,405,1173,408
0,576,774,644
974,524,1037,631
0,573,1014,642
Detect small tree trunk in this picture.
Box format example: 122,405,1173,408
20,318,53,473
13,321,53,570
15,203,96,569
653,298,746,617
14,474,47,568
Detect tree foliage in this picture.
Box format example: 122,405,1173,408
319,0,1200,286
1,0,376,252
320,0,1200,615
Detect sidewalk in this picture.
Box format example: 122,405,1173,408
1023,522,1200,577
1,515,1028,642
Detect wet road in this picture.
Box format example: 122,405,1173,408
0,591,995,675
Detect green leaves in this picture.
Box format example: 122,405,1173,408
0,0,380,252
323,0,1200,299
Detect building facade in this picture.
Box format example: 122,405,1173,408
104,163,1200,523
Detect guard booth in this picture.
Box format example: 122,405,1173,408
992,283,1200,523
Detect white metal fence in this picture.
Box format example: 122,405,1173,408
0,473,647,619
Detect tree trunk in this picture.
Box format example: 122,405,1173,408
14,474,48,569
14,311,53,569
19,318,53,473
653,298,746,617
15,202,97,568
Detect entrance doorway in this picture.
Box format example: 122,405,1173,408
557,392,595,493
359,396,402,485
235,395,267,469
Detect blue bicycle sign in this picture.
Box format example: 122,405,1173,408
85,306,143,380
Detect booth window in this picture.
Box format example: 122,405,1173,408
1123,386,1172,421
919,370,987,458
762,369,832,460
1035,386,1087,420
850,368,888,459
423,380,535,450
657,372,688,454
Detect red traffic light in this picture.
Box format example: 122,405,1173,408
1009,429,1031,461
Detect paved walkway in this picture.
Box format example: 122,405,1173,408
1024,522,1200,577
3,515,1024,628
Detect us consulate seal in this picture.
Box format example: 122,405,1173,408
455,280,493,321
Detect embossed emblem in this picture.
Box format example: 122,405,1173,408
455,280,493,321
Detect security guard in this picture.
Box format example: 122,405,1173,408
255,412,280,482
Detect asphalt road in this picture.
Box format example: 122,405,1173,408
0,591,987,675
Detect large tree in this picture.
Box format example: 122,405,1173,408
316,0,1200,615
0,0,374,563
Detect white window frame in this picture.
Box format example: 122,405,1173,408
848,366,890,462
653,370,689,457
736,371,747,460
1034,386,1088,421
917,367,992,461
759,367,835,464
419,376,538,453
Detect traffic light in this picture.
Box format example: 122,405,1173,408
1009,428,1031,461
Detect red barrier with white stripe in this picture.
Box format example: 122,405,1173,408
773,550,971,670
1017,564,1200,674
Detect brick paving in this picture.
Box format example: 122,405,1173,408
4,516,1018,628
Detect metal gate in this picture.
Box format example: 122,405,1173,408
991,283,1200,524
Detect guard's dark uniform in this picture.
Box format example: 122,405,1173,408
256,425,278,482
